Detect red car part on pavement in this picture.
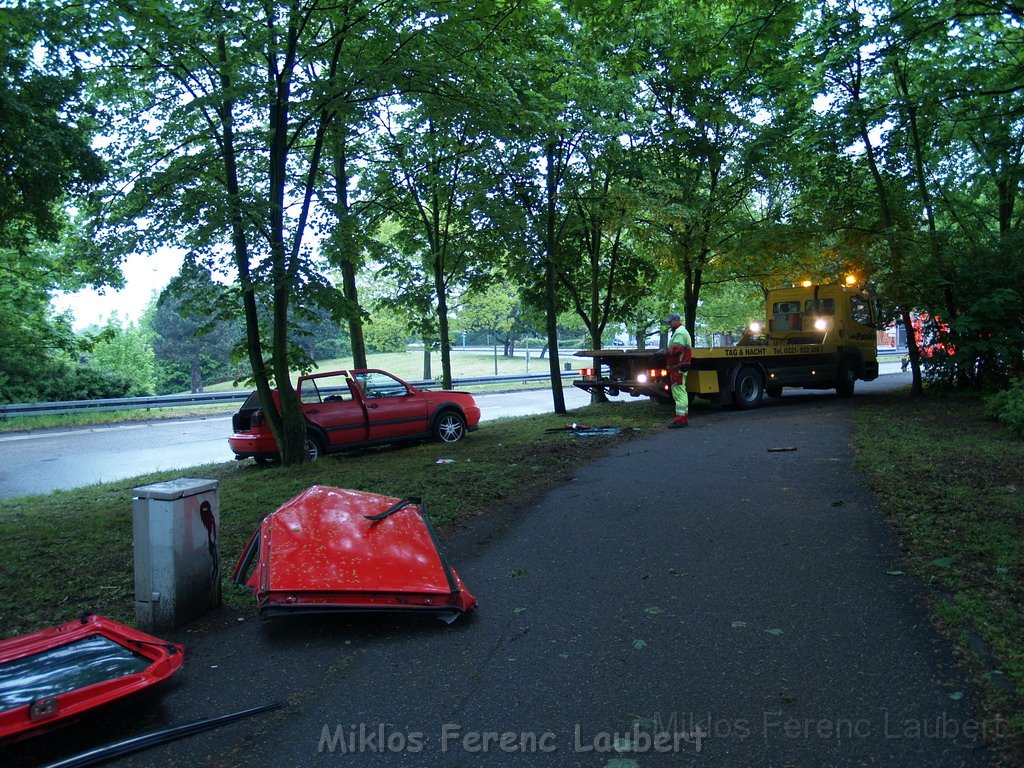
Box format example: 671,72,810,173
0,614,184,742
232,486,478,622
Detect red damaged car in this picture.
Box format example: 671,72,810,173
228,368,481,462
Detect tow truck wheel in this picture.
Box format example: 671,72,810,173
836,361,856,398
732,366,764,409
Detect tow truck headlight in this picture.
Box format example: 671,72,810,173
814,318,829,331
637,373,649,384
749,321,763,334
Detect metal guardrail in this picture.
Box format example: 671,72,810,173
0,371,580,419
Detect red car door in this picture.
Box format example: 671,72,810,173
353,371,430,441
298,372,368,446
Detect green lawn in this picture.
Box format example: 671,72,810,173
854,393,1024,758
201,349,559,390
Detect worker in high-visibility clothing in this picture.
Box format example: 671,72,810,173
664,313,692,428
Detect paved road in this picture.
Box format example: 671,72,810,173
9,371,992,767
0,388,598,499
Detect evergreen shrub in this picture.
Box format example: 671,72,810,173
983,379,1024,437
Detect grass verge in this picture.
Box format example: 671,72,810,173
0,400,666,639
853,392,1024,758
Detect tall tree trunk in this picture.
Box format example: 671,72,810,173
422,344,432,380
544,138,566,414
894,62,963,385
190,360,202,394
266,16,308,464
997,178,1015,237
218,32,279,448
684,162,717,341
432,246,453,389
333,133,367,368
854,89,923,396
900,309,923,393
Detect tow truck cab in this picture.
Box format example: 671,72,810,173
740,281,880,390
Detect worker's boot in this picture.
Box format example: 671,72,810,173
668,415,689,429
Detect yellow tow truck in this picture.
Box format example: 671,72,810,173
575,279,879,408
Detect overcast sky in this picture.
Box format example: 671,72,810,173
51,250,184,331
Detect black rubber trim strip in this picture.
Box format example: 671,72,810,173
363,497,423,521
322,415,428,433
259,604,463,616
231,529,260,587
419,502,461,597
40,703,283,768
322,422,367,433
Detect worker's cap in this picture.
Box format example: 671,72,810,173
664,313,681,323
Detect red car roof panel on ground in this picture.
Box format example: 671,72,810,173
233,486,477,621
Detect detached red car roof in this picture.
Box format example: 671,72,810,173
233,486,477,621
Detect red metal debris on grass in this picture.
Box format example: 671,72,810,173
232,486,478,621
0,614,184,742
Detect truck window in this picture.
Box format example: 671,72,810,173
772,302,803,331
773,301,801,315
803,299,835,316
850,296,873,326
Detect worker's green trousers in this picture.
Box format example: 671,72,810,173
672,375,688,417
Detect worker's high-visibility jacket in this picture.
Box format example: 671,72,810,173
666,325,692,385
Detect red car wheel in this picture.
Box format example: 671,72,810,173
433,411,466,443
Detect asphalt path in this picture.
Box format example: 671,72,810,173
0,388,598,499
8,370,994,767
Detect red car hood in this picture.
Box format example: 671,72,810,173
232,486,477,621
0,614,183,742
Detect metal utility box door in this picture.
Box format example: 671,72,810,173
133,478,221,632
